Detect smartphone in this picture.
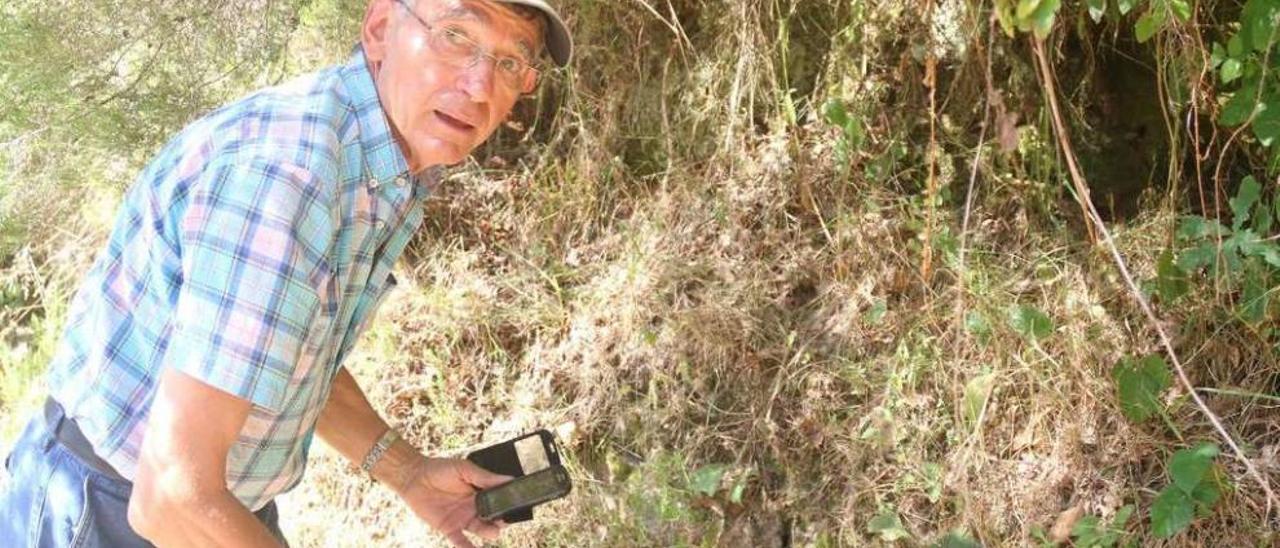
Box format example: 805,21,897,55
466,430,563,523
475,464,572,521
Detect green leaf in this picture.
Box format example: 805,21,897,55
965,310,992,342
1113,355,1171,422
1117,0,1137,15
1112,504,1136,528
1241,0,1280,52
1210,43,1227,69
1087,0,1107,21
1239,267,1269,323
1155,250,1190,302
864,299,888,325
1071,515,1104,545
729,480,747,504
1176,215,1230,241
1176,243,1218,272
932,532,981,548
868,510,911,541
920,462,944,503
1135,11,1165,43
1014,0,1041,19
1007,305,1053,340
689,463,729,496
1189,473,1224,515
1252,99,1280,147
1221,86,1259,127
1231,176,1262,230
1028,0,1061,38
823,99,849,128
1228,33,1246,58
1220,59,1243,84
1170,0,1192,20
1169,443,1219,494
995,0,1018,36
963,372,995,425
1151,486,1195,538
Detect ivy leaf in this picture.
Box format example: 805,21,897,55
1251,98,1280,147
1028,0,1061,38
1113,355,1171,422
1220,86,1259,126
1007,305,1053,340
689,463,729,496
1087,0,1107,21
1170,0,1192,21
1155,250,1189,302
1169,443,1219,494
1220,59,1243,83
1135,10,1165,43
1230,176,1261,230
1228,33,1246,57
868,510,911,541
1210,43,1227,69
1241,0,1280,52
1151,486,1195,538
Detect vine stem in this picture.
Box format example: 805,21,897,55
1030,37,1279,517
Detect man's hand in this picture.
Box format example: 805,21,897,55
393,457,511,548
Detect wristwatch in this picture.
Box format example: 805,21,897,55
360,428,401,476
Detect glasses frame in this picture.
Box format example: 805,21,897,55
394,0,542,95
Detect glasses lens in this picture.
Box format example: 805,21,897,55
426,24,537,93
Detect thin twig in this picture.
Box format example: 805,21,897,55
1031,37,1279,516
955,12,997,328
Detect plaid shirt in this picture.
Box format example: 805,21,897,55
47,48,436,511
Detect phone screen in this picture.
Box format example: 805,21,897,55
478,466,569,519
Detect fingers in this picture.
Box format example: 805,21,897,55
456,459,513,489
447,531,477,548
466,517,504,540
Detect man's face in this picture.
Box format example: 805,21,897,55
363,0,543,172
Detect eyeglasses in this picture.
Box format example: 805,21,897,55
395,0,541,94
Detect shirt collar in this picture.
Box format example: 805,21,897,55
338,46,441,201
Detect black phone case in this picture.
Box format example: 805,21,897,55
466,430,561,523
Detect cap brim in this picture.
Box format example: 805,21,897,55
495,0,573,67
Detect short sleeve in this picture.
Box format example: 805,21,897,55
162,155,334,412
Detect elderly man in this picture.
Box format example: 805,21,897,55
0,0,571,546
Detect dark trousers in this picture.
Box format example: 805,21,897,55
1,401,288,547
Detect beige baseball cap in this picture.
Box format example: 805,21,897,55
496,0,573,66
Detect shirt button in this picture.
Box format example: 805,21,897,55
394,176,407,187
367,178,380,189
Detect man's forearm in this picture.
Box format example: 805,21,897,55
315,367,424,492
130,484,282,547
